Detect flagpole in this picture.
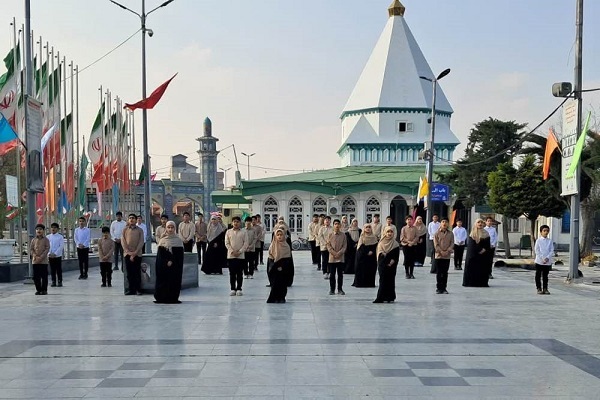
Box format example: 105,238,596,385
11,18,24,263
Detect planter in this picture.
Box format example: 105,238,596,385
0,239,15,263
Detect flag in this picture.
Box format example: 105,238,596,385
41,122,60,168
124,73,177,111
88,104,108,192
137,163,147,186
112,183,119,217
0,43,21,155
0,113,19,156
60,114,74,203
450,209,457,227
543,128,560,180
78,153,89,211
418,176,429,199
566,111,592,178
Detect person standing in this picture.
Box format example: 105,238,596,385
31,224,50,295
136,215,148,248
452,219,468,270
352,224,379,288
413,216,427,267
195,213,208,265
318,216,333,279
383,216,398,240
122,213,145,295
327,219,347,295
484,217,498,279
344,218,361,274
202,215,226,275
534,225,554,295
266,227,293,303
252,216,263,271
47,222,64,287
97,227,115,287
154,221,185,304
110,211,126,271
74,216,91,280
155,214,169,242
371,214,382,240
225,216,248,296
243,217,257,279
400,215,418,279
255,214,266,265
178,212,195,253
433,217,454,294
308,214,321,269
462,219,491,287
372,226,400,303
427,214,441,273
340,216,349,233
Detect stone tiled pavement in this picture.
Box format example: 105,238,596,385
1,252,600,399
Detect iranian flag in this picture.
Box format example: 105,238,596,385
88,104,108,192
0,44,21,155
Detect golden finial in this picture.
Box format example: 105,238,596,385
388,0,406,17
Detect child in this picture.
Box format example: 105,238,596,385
243,217,257,279
225,216,248,296
326,219,347,295
47,222,64,287
98,226,115,287
534,225,554,295
31,224,50,295
433,217,454,294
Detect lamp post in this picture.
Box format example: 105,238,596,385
240,152,256,180
419,68,450,228
219,167,232,188
109,0,175,253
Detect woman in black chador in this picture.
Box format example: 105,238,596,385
352,224,379,287
154,221,185,304
373,226,401,303
462,218,491,287
414,216,427,267
267,228,293,303
201,216,226,275
344,219,361,274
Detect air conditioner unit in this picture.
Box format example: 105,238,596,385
327,199,340,216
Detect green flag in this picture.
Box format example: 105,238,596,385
566,111,591,178
78,153,89,211
138,163,146,185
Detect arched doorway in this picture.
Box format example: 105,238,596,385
389,196,408,230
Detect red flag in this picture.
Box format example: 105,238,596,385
543,128,560,180
124,73,177,111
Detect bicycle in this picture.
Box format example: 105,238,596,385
291,237,310,251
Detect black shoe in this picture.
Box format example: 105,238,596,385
410,274,415,279
436,290,442,294
125,292,135,296
338,290,345,295
443,290,449,294
113,266,119,271
78,275,83,280
137,291,143,296
83,274,88,280
317,266,322,271
373,299,383,303
41,291,48,295
489,274,494,279
101,283,106,287
405,274,410,279
51,282,57,287
35,291,41,295
329,291,335,295
57,282,62,287
108,283,112,287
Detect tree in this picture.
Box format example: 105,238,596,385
488,155,565,256
441,118,527,257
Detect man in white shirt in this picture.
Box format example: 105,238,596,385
74,216,91,279
110,211,127,271
47,222,64,287
136,215,148,246
452,219,468,270
484,217,498,279
428,214,441,272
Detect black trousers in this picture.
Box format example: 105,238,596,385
49,257,62,283
254,247,261,269
258,241,264,263
489,247,496,275
77,247,89,275
454,245,465,268
403,246,415,276
309,240,320,265
183,240,194,253
228,259,245,290
435,259,450,291
125,255,142,294
33,264,48,293
244,252,255,276
100,262,112,284
535,264,550,289
321,250,329,274
114,241,123,268
196,241,207,264
329,262,344,291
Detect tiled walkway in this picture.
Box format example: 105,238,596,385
1,252,599,399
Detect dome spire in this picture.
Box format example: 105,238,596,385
388,0,405,17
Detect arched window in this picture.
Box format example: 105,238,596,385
263,196,279,233
365,196,381,223
288,197,303,233
341,196,357,221
371,149,378,162
396,149,403,162
383,149,390,162
312,197,327,215
442,148,449,160
359,149,366,162
407,148,414,162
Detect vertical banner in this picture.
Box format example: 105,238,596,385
25,96,44,192
561,100,579,196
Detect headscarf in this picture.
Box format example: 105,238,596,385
158,221,184,253
207,216,225,242
377,226,400,258
347,218,361,242
357,223,379,249
414,216,427,237
470,218,490,243
341,216,349,233
268,228,292,262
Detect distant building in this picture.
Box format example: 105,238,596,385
170,154,201,182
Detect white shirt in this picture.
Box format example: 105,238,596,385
47,232,64,257
110,219,126,241
74,227,91,248
452,226,468,245
137,222,148,241
534,236,554,265
428,221,440,240
484,226,498,248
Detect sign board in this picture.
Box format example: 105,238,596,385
5,175,18,206
561,100,579,196
430,183,449,202
25,95,44,193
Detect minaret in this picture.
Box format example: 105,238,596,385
196,117,219,213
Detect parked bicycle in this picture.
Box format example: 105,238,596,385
291,237,310,251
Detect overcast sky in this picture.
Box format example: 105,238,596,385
2,0,600,183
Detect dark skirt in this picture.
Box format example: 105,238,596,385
463,237,491,287
154,246,184,304
415,234,427,264
374,247,400,302
267,257,292,303
353,243,377,287
344,232,360,274
201,232,226,275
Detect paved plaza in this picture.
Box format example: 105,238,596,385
1,252,600,399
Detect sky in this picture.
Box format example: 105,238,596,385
2,0,600,185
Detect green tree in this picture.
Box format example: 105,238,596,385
488,155,565,256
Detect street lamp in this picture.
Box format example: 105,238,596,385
109,0,176,253
240,152,256,180
419,68,450,228
219,167,232,188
